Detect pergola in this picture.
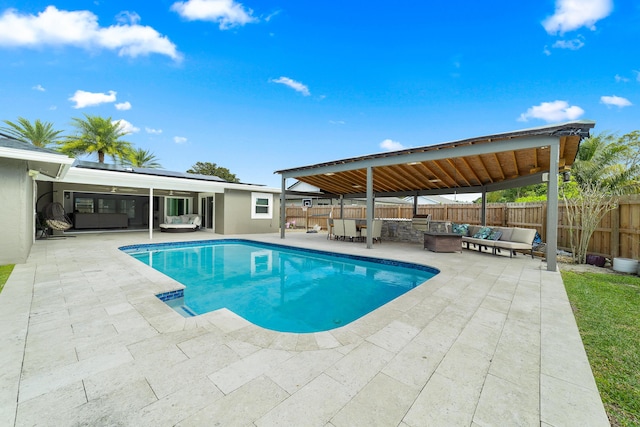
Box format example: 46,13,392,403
275,120,596,271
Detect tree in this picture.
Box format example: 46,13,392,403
1,117,64,148
59,114,133,163
123,148,162,169
484,184,548,203
562,131,640,264
187,161,240,182
571,131,640,195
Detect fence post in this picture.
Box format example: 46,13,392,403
611,203,620,258
541,202,547,243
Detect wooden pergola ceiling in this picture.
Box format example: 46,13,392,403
275,121,596,197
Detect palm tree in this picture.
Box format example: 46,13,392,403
123,148,162,169
1,117,64,148
571,131,640,195
59,114,133,163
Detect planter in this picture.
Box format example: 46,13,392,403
585,254,606,267
612,257,638,274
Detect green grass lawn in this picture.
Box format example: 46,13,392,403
562,270,640,427
0,264,15,294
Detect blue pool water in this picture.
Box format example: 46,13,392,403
120,240,438,333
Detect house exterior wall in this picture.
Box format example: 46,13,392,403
0,158,33,264
217,189,280,234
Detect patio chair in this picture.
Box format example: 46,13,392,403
42,202,73,233
333,219,345,240
371,219,382,243
343,219,361,242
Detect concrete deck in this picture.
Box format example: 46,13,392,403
0,231,609,426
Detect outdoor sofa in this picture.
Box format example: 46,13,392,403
160,214,201,232
455,224,537,258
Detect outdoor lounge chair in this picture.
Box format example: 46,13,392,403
160,215,201,232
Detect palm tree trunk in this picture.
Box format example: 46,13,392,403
98,151,105,163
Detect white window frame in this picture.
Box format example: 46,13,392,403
251,192,273,219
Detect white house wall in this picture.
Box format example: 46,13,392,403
221,189,281,234
0,158,34,264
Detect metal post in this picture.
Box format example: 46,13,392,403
366,166,373,248
546,141,560,271
280,176,286,239
149,187,154,240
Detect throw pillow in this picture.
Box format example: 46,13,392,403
487,230,503,240
472,226,492,239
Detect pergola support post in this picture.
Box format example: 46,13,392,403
481,188,487,226
366,166,373,248
280,176,286,239
546,141,560,271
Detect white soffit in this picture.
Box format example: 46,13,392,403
44,167,280,194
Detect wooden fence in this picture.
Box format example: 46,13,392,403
285,195,640,259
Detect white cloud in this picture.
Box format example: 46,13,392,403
543,45,552,56
543,0,613,34
329,120,345,125
115,101,131,110
380,139,405,151
0,6,180,60
518,100,585,122
32,84,45,91
145,127,163,134
635,71,640,82
552,38,584,50
174,136,188,144
115,11,141,25
615,74,629,83
113,119,139,134
69,89,117,108
171,0,257,29
271,76,310,96
600,95,632,108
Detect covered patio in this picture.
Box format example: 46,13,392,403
276,120,596,271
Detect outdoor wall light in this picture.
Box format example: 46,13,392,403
563,171,571,182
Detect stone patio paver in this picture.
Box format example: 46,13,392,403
0,230,609,426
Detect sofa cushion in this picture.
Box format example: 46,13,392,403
510,228,536,244
498,227,513,242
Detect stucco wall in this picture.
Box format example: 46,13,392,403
218,189,280,234
0,159,33,264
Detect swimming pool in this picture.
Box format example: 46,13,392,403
120,239,439,333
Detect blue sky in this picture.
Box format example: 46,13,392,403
1,0,638,195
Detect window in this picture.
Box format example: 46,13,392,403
75,198,94,213
166,197,191,216
251,192,273,219
98,198,117,213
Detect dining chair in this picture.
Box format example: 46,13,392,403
343,219,361,242
333,219,345,240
